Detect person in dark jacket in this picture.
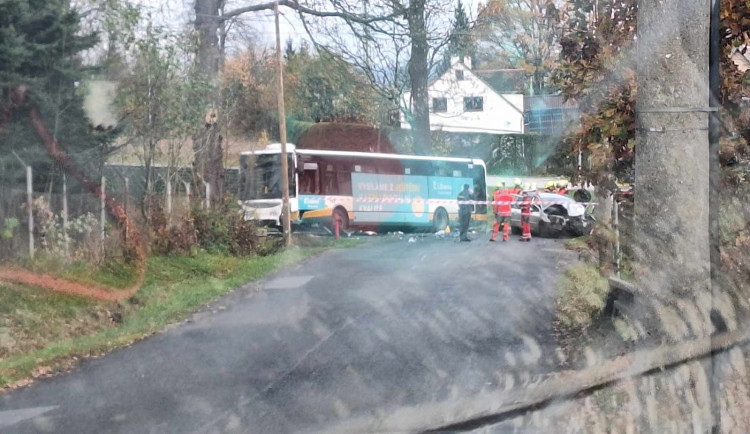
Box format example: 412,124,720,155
457,184,474,242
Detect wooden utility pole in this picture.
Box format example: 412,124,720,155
634,0,711,326
275,1,292,245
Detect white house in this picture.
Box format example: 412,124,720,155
400,57,525,135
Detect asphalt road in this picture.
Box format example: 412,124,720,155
1,233,579,433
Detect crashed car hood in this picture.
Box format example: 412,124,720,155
564,202,586,217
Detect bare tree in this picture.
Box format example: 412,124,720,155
192,0,451,181
297,0,455,154
475,0,565,95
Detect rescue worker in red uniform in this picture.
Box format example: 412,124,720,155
520,193,532,242
510,178,523,195
490,184,513,242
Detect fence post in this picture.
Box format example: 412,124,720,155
100,176,106,254
184,182,191,210
204,182,210,210
26,166,34,260
614,200,621,278
124,177,130,242
62,172,69,259
166,179,173,218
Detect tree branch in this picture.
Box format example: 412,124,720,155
221,0,396,24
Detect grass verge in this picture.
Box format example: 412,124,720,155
0,238,358,391
555,263,610,332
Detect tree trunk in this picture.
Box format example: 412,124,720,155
193,0,224,204
533,66,545,95
407,0,430,155
634,0,711,335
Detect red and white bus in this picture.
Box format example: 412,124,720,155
239,144,487,231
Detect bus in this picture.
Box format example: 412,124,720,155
239,144,487,231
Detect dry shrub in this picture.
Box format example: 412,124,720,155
150,205,198,256
190,200,259,256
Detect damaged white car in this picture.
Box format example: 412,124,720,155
509,192,595,237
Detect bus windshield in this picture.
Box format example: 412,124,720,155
244,154,295,200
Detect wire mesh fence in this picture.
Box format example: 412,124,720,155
1,179,121,263
0,164,240,263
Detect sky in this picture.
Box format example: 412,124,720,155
131,0,483,51
251,0,483,48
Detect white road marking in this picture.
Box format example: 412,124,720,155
0,406,58,429
263,275,314,290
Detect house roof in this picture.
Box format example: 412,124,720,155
423,59,525,96
472,69,525,94
524,94,579,111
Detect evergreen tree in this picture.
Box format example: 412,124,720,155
442,0,475,71
0,0,116,185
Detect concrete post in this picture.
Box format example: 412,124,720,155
635,0,711,334
614,200,620,278
124,177,130,242
100,176,106,254
166,179,173,218
62,172,69,259
204,182,210,210
184,182,191,209
26,166,34,260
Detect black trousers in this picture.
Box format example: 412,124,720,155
459,211,471,240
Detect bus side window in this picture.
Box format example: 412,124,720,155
322,164,338,195
299,166,319,195
337,163,353,195
377,159,402,175
432,161,450,177
404,160,430,176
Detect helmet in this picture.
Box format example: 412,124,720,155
496,181,504,189
531,183,537,191
523,183,531,191
514,178,522,186
545,181,555,189
557,180,567,188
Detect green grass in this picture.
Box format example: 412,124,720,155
19,254,139,289
555,264,610,331
0,239,357,390
0,284,119,360
564,236,595,254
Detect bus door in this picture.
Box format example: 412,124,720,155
472,164,487,214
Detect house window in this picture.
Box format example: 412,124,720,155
455,70,464,81
432,97,447,113
464,96,483,112
388,109,401,126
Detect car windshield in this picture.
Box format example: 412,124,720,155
2,1,749,433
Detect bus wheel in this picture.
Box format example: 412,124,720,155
332,207,349,232
433,208,449,232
